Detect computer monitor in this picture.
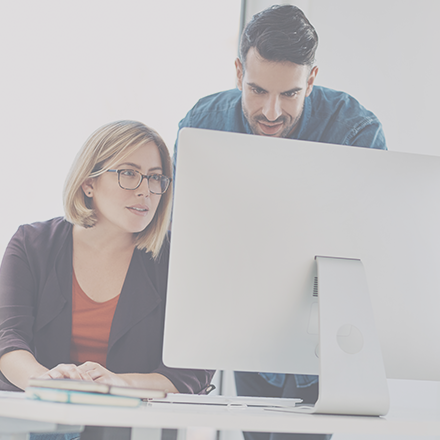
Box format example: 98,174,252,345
163,128,440,411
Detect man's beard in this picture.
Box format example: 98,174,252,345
242,103,304,138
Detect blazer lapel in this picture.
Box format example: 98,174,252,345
33,230,73,365
34,230,72,333
107,249,162,354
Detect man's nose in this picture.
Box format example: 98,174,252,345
262,95,282,122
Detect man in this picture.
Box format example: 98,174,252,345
174,4,386,440
175,5,385,149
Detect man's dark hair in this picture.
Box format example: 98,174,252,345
240,4,318,67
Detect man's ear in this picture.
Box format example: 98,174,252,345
305,66,318,97
81,178,94,198
235,58,244,91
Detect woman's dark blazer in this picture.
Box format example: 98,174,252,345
0,217,213,392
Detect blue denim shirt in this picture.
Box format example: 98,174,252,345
174,86,387,389
175,86,386,157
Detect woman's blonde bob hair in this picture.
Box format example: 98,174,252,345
63,120,172,258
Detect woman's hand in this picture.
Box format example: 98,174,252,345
77,361,128,387
35,363,93,381
76,362,178,392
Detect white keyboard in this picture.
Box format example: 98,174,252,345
150,393,301,408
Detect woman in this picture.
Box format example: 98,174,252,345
0,121,213,432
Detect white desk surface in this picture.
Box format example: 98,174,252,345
0,393,439,437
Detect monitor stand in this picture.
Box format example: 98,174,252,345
279,256,390,416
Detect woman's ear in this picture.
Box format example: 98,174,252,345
81,178,94,198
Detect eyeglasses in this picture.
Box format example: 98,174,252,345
107,169,171,194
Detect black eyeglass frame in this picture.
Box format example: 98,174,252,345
106,169,172,194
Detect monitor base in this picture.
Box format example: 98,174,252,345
308,256,389,416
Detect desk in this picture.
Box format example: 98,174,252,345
0,393,439,439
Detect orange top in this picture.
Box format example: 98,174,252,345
70,271,120,367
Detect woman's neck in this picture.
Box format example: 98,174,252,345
72,223,136,254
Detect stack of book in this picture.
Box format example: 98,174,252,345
26,378,166,407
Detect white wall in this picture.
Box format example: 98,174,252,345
0,0,241,256
310,0,440,157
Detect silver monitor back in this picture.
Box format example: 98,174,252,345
163,127,440,381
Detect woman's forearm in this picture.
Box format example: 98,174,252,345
0,349,48,390
118,373,179,393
